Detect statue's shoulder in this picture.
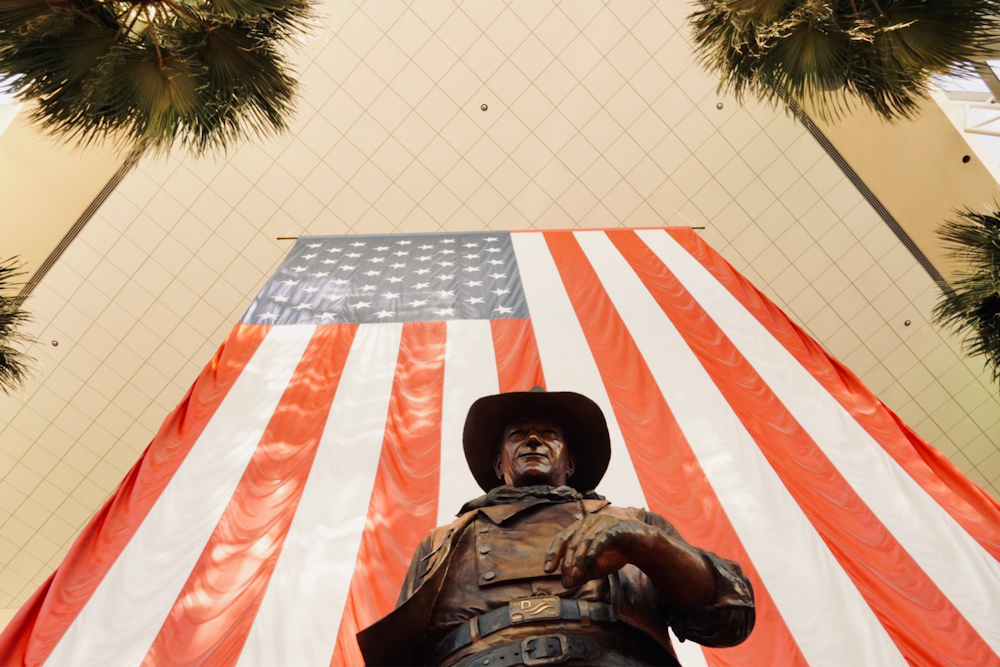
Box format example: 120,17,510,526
424,509,478,555
589,501,646,520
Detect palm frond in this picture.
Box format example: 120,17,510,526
0,0,313,154
0,258,35,395
689,0,1000,122
933,210,1000,381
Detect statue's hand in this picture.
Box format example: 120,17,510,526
544,514,654,588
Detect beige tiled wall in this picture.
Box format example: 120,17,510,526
0,0,997,610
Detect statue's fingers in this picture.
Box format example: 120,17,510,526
545,525,575,574
586,528,611,560
569,534,595,584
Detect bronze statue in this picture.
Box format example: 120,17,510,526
358,388,755,666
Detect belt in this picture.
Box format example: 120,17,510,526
457,634,607,667
430,597,615,665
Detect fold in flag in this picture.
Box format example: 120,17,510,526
2,227,1000,667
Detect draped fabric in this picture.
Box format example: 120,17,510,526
1,227,998,667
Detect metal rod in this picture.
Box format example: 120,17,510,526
277,226,707,240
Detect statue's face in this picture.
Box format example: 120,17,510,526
495,416,575,487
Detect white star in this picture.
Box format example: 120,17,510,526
485,247,501,253
393,251,409,256
293,303,313,310
397,240,412,245
465,254,480,259
301,253,317,259
438,261,454,267
466,296,485,305
326,247,342,253
352,301,371,309
494,305,513,314
463,243,478,248
323,294,342,301
346,252,362,258
292,266,308,272
332,279,350,285
302,286,319,293
415,268,431,275
375,246,390,251
375,310,394,319
442,239,455,244
369,257,385,263
488,259,504,265
390,263,406,269
339,266,356,271
319,312,337,321
465,280,483,287
387,276,403,283
364,270,380,276
417,255,432,261
419,245,434,250
438,274,455,281
258,311,279,320
489,273,507,279
492,288,510,296
270,295,289,302
434,308,455,316
360,285,377,292
311,272,330,277
308,243,322,248
350,242,367,247
382,292,400,299
440,249,455,255
322,259,338,265
281,279,299,286
413,282,430,289
463,266,481,273
436,290,455,298
486,236,498,241
408,299,428,307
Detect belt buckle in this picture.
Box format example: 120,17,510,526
508,596,562,624
521,634,570,666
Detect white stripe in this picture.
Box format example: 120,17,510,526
45,325,317,667
236,324,402,667
640,228,1000,652
511,232,705,667
573,231,908,667
438,320,499,524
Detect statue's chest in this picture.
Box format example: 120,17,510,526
473,502,583,587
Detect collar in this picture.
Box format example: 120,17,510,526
458,485,606,524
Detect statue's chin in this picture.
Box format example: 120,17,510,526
511,468,558,487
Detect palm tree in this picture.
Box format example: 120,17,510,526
689,0,1000,121
0,258,34,394
933,210,1000,381
0,0,312,154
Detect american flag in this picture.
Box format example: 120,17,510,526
2,227,999,667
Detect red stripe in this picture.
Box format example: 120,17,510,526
491,318,546,391
543,231,807,667
667,228,1000,561
611,229,1000,666
331,321,447,667
140,324,358,667
0,323,269,667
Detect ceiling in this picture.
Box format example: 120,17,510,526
0,0,998,612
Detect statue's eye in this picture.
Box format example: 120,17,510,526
543,430,557,437
509,430,524,438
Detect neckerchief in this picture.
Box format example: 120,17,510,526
459,484,605,514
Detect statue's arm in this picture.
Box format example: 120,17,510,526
395,534,434,608
639,510,755,648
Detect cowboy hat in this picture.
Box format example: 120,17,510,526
462,387,611,492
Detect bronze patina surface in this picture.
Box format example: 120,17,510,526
358,389,754,666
